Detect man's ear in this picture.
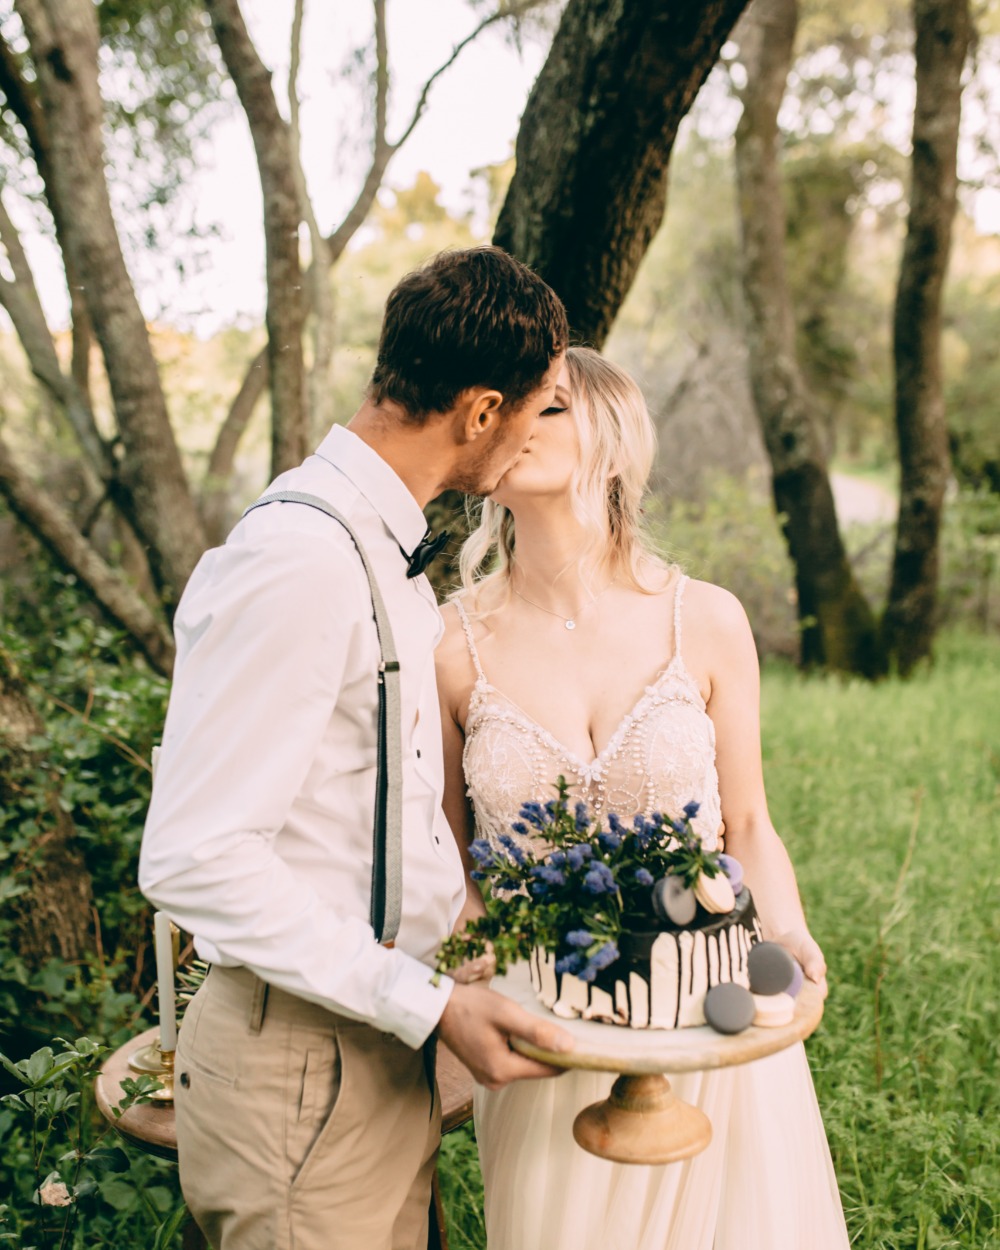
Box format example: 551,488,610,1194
452,386,504,445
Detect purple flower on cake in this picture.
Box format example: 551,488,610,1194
498,833,529,866
566,843,593,870
582,862,616,895
555,951,585,976
519,801,548,829
469,837,497,866
436,778,725,981
588,942,619,973
530,863,567,889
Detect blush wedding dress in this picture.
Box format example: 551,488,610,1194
454,579,850,1250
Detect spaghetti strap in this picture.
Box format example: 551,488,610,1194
454,600,487,683
672,574,688,665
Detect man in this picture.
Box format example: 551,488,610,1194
139,246,572,1249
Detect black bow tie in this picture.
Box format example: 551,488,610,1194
406,528,450,578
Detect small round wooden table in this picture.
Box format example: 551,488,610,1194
96,1026,475,1250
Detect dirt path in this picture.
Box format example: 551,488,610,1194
830,471,897,526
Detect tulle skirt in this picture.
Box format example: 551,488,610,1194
475,1040,850,1250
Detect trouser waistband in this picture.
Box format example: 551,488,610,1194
205,964,372,1036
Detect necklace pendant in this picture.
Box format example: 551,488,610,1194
565,619,576,630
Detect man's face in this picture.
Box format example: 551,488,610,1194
448,355,564,496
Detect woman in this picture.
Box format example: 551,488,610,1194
435,347,850,1250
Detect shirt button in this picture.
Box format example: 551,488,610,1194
416,748,422,759
179,1072,191,1089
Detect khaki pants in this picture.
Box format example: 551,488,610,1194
175,965,440,1250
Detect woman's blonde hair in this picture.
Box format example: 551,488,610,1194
457,346,672,612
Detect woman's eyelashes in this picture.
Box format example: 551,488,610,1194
541,405,568,416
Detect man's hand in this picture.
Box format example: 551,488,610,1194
436,981,574,1090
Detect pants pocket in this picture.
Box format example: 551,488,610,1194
176,978,241,1089
287,1032,342,1189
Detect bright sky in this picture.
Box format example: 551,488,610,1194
4,0,548,336
179,0,550,331
3,2,998,339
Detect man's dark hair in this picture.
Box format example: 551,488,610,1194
368,246,568,419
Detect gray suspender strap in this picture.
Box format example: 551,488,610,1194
242,490,403,945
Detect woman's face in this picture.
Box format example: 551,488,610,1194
490,360,577,507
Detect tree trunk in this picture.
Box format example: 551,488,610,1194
207,0,308,479
733,0,882,676
494,0,749,347
882,0,970,673
14,0,206,611
0,647,94,967
202,345,269,544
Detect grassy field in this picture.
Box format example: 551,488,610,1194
438,630,1000,1250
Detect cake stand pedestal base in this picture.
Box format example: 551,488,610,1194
573,1073,712,1164
496,964,825,1166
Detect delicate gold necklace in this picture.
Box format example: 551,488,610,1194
512,579,613,631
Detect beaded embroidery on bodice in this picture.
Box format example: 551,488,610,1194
457,575,723,856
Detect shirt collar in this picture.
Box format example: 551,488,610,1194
314,425,428,556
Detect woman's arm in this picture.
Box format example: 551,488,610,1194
436,606,487,932
692,582,827,991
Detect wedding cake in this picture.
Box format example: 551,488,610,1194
528,883,765,1030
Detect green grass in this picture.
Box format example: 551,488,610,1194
439,630,1000,1250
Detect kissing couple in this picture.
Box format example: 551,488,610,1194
140,246,849,1250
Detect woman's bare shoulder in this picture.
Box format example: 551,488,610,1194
681,578,756,650
437,600,469,660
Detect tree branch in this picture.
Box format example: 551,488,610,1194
201,343,268,543
210,0,546,492
15,0,206,609
288,0,335,440
324,0,391,262
0,432,175,676
0,30,96,437
0,192,111,481
207,0,308,478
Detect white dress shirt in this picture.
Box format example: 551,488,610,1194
139,426,464,1048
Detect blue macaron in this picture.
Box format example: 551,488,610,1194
747,942,797,996
717,853,744,895
704,983,756,1035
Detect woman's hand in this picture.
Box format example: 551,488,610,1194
774,926,828,999
449,948,497,985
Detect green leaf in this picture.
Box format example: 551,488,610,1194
0,1051,29,1085
152,1203,189,1250
22,1047,56,1086
99,1175,143,1212
84,1145,130,1173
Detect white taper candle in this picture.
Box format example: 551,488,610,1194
153,910,177,1053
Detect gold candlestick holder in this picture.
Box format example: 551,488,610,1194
127,1040,175,1102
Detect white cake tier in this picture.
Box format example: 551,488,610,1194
530,909,763,1030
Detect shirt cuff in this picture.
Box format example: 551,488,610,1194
379,952,455,1048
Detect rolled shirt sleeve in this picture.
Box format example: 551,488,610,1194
139,523,454,1047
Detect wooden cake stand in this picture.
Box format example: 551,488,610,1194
496,963,824,1166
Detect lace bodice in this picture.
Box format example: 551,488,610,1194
457,575,723,856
